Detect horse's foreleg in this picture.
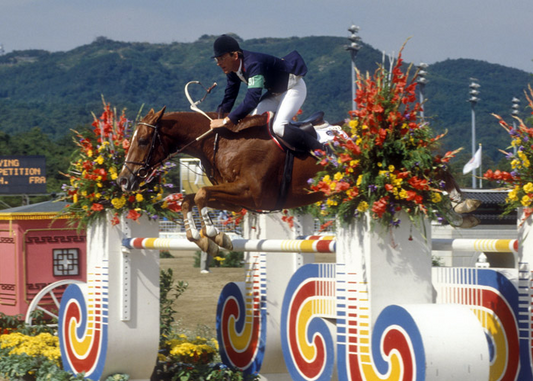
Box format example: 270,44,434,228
182,194,220,256
194,185,254,251
182,194,200,241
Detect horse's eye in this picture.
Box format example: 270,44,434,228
138,137,149,146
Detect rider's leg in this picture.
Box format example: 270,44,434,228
271,77,307,137
274,79,324,152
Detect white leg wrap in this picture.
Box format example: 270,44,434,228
185,211,201,240
201,207,219,237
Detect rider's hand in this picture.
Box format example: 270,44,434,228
210,118,229,129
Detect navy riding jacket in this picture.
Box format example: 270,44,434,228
217,50,307,124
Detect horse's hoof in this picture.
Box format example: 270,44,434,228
454,199,481,214
196,237,220,256
214,232,233,251
458,215,480,229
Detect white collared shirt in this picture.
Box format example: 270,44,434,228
236,59,247,84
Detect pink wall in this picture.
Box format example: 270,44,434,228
0,213,86,318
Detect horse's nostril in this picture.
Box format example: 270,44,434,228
118,177,128,189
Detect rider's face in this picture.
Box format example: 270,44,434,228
215,52,240,74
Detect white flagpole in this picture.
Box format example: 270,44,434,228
478,144,482,188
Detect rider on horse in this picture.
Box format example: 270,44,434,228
209,34,325,154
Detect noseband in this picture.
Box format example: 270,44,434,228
123,122,168,182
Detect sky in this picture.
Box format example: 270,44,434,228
1,0,532,73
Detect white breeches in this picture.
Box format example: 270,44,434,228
252,77,307,137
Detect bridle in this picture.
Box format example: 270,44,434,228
122,121,167,182
122,81,218,183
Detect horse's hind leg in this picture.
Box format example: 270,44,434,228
181,194,220,256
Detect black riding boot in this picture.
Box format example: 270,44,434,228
282,124,325,153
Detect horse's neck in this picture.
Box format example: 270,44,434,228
165,112,215,160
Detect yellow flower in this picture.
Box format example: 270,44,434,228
524,182,533,193
388,165,395,172
73,194,78,203
95,156,104,165
112,197,126,209
87,149,93,158
431,192,442,203
334,172,344,181
136,193,144,202
356,175,363,186
357,201,369,212
508,187,519,202
327,198,338,206
521,195,532,206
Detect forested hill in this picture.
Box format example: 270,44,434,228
0,34,531,167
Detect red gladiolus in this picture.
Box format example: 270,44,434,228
126,209,141,221
405,190,418,202
408,176,429,190
371,197,389,218
385,184,394,192
339,153,352,163
91,203,104,211
335,181,350,192
111,213,120,226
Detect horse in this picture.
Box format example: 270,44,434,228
117,108,479,256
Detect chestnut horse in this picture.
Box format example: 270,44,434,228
117,108,478,256
118,108,326,255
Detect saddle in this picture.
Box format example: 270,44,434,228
267,111,325,152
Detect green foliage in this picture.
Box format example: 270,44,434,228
160,250,174,258
160,268,188,343
194,251,244,268
220,251,245,268
0,313,24,333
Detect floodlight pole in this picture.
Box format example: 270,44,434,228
346,25,361,111
417,63,428,121
468,78,480,189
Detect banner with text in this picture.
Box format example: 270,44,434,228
0,156,47,194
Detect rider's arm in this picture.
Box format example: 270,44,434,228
226,84,263,124
217,73,241,115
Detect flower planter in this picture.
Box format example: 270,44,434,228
336,212,432,327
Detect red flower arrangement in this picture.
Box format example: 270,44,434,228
58,100,180,227
309,46,459,228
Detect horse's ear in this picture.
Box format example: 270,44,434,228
154,107,166,123
146,109,155,117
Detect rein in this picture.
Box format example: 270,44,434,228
123,122,166,181
124,119,219,183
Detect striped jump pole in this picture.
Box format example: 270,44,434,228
122,237,336,253
122,237,518,254
432,238,518,254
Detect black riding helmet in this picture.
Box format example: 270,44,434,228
212,35,241,58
